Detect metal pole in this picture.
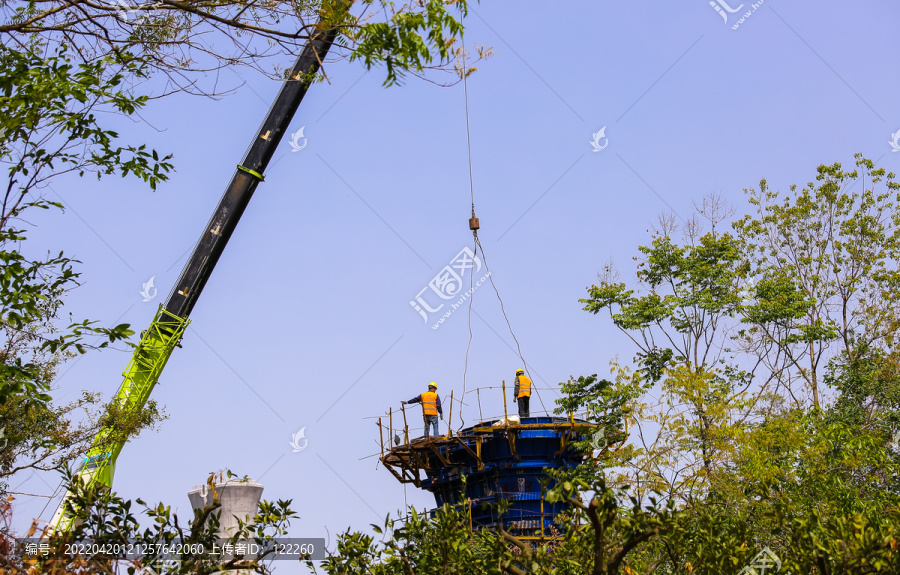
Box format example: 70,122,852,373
477,388,483,422
502,380,508,423
540,491,545,539
401,403,409,444
448,390,454,437
378,418,384,457
389,407,394,444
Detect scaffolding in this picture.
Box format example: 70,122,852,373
377,382,615,540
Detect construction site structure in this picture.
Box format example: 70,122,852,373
188,476,264,574
378,383,603,540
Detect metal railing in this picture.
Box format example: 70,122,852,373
371,381,599,448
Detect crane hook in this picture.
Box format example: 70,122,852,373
469,207,479,237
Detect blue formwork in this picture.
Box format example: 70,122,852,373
383,416,595,538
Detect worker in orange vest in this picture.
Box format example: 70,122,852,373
514,369,531,418
402,382,443,437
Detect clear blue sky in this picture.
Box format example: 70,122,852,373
12,1,900,572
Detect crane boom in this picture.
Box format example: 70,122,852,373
48,24,338,533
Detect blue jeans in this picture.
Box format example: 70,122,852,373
424,415,439,437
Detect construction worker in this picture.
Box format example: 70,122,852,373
513,369,531,418
402,382,443,437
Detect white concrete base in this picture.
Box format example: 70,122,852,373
188,479,264,575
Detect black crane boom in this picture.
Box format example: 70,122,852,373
165,26,338,319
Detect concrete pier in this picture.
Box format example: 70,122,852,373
188,478,264,573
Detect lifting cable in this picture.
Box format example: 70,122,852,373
468,236,548,419
460,32,475,432
458,39,546,433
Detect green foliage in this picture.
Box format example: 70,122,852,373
14,470,297,574
0,45,174,192
582,230,746,373
740,272,812,327
541,472,679,575
310,503,508,575
555,374,639,433
349,0,467,86
0,44,171,410
554,373,640,476
825,344,900,434
567,158,900,572
0,390,167,497
734,154,900,407
668,412,900,573
2,0,478,91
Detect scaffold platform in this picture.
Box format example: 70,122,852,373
378,413,602,539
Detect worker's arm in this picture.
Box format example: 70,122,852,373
513,376,520,398
436,395,443,417
403,395,422,405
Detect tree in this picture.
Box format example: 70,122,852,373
309,504,508,575
573,157,900,572
579,206,756,502
733,154,900,410
585,157,900,415
0,45,171,411
0,470,296,574
305,475,680,575
1,0,486,91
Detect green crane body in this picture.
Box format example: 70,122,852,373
48,308,190,532
47,24,338,533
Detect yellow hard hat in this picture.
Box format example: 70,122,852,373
516,369,524,374
428,382,437,389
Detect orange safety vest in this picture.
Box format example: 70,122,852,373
420,391,439,416
516,375,532,398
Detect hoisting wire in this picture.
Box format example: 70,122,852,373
461,235,475,432
473,235,548,417
458,33,546,431
463,41,476,217
460,31,475,432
